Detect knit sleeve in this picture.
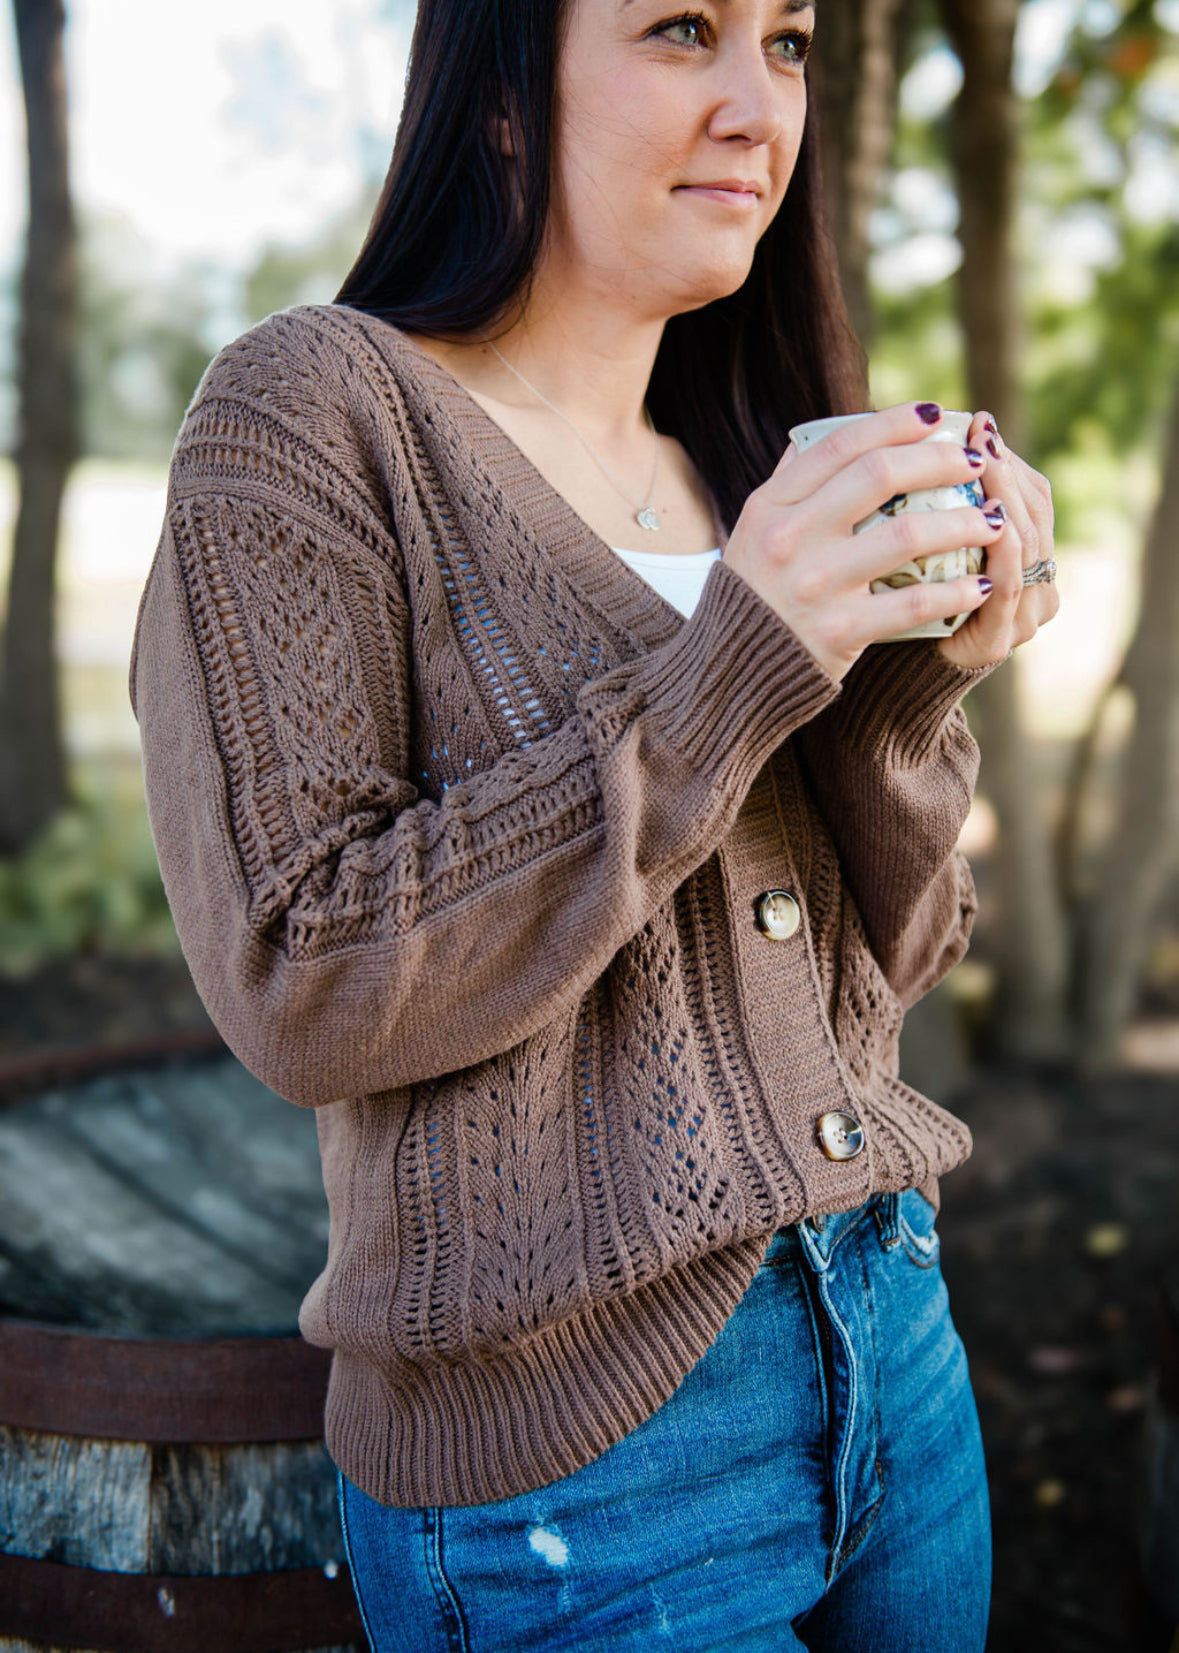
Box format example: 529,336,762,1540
130,323,842,1107
792,638,1001,1011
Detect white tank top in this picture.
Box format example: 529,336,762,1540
610,546,722,619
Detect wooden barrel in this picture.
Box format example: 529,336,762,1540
0,1044,364,1653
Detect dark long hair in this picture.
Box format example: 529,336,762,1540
334,0,867,530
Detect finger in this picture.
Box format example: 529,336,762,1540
772,401,949,494
1007,455,1055,568
976,496,1021,573
972,505,1025,661
842,503,1005,589
954,506,1024,655
984,453,1036,555
939,494,1021,645
844,572,995,650
809,442,988,534
968,410,1003,462
973,439,1054,574
1012,572,1061,642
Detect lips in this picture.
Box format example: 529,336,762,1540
676,179,763,196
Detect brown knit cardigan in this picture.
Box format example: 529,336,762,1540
129,303,998,1507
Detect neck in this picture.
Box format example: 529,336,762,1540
421,273,669,448
401,281,724,556
486,313,663,442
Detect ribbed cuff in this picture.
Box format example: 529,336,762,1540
636,559,841,802
832,640,1000,766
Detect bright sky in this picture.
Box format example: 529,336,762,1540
0,0,410,278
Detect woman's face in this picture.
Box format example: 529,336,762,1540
539,0,814,322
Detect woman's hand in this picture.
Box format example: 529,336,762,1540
723,402,1004,684
934,411,1059,671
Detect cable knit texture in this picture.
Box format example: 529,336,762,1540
129,303,1000,1507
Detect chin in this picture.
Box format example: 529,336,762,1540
661,259,757,317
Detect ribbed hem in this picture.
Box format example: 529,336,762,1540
317,1067,976,1509
636,560,841,802
323,1235,767,1508
833,640,1000,766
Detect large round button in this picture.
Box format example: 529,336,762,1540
817,1111,865,1161
755,890,801,940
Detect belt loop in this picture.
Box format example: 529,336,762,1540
874,1191,901,1249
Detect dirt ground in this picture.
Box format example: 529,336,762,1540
938,1062,1178,1651
1,952,1176,1651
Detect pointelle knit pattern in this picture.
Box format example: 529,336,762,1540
130,303,1000,1507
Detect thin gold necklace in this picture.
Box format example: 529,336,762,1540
481,336,662,531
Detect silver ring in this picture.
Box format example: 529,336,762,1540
1021,558,1056,587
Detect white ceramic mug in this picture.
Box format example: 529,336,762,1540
787,410,986,641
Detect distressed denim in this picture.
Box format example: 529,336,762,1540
337,1188,991,1652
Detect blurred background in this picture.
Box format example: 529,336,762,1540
0,2,1176,1650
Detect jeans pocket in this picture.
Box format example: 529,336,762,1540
896,1186,941,1269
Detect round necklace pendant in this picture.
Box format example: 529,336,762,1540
636,507,661,532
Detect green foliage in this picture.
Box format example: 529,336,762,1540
869,278,968,413
872,0,1179,539
1020,0,1179,459
75,192,379,464
243,198,376,323
1028,222,1179,459
0,758,181,979
78,211,220,462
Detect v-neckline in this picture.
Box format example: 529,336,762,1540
336,305,725,656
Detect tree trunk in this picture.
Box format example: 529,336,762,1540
0,0,78,854
1074,382,1179,1070
813,0,908,347
937,0,1071,1060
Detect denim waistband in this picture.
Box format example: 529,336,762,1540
762,1192,888,1271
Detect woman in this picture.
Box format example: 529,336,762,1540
130,0,1058,1647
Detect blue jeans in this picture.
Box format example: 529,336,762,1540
337,1189,991,1652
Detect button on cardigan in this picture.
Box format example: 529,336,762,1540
129,303,999,1507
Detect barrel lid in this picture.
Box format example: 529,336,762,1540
0,1051,329,1337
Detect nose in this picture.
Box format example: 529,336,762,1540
706,38,786,146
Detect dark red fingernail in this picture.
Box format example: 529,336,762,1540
916,402,942,425
987,436,1003,460
977,578,994,595
984,504,1007,528
983,417,998,435
964,447,985,467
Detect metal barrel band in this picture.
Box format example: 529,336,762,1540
0,1551,364,1653
0,1321,331,1442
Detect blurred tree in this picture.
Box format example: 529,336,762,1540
1031,0,1179,1066
1074,378,1179,1068
0,0,78,854
860,0,1177,1064
937,0,1071,1061
814,0,921,345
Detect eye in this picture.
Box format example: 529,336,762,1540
768,29,812,65
652,13,710,48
